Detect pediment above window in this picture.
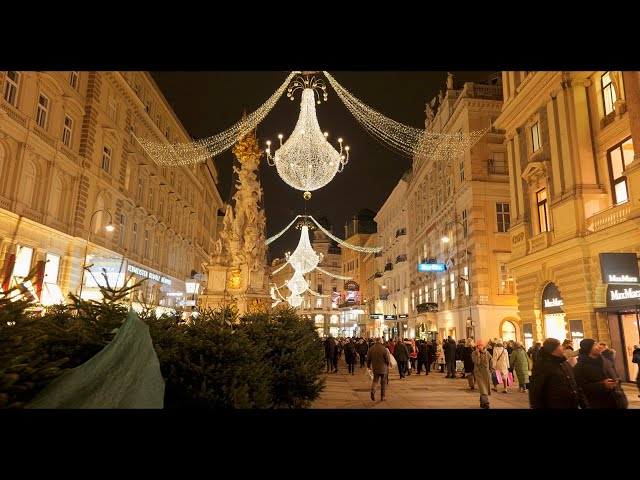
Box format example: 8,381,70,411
521,160,550,189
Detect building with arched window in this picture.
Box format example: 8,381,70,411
0,71,223,312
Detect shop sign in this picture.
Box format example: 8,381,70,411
600,253,640,284
569,320,584,341
384,314,397,320
398,314,408,318
86,258,127,288
418,263,446,272
606,283,640,308
542,283,565,314
166,292,185,297
127,264,172,285
523,323,533,339
370,314,382,319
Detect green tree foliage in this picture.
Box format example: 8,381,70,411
239,307,326,408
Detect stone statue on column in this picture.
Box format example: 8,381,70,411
424,97,436,127
446,72,454,90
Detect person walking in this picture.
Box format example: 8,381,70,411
367,337,391,402
325,334,336,373
528,342,542,366
471,340,494,409
463,338,476,389
528,338,587,409
436,340,446,373
417,339,429,375
509,341,530,393
409,338,418,373
456,339,466,378
492,338,510,393
357,338,369,368
574,339,628,409
444,336,457,379
345,338,358,375
393,338,410,378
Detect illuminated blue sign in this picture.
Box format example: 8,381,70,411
418,263,446,272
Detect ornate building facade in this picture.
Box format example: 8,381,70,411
494,71,640,381
372,171,411,339
0,71,223,312
407,73,518,343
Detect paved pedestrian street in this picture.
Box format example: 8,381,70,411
312,359,640,409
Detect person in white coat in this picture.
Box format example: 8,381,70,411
492,338,510,393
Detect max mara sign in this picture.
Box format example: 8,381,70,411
542,282,565,314
600,253,640,284
606,283,640,308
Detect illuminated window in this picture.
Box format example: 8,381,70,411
496,203,510,232
499,262,515,295
3,71,20,106
13,245,34,278
608,137,634,205
418,288,422,305
316,298,323,308
62,116,73,147
501,321,516,342
531,122,541,152
433,281,438,303
537,188,549,233
102,145,112,172
450,272,455,300
44,253,60,285
602,71,617,116
36,93,49,129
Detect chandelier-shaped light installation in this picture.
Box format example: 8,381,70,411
286,225,323,273
285,269,310,296
323,71,486,161
136,72,298,166
265,82,350,197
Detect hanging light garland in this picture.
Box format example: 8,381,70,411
315,265,353,281
265,83,349,198
265,215,302,245
136,72,298,166
309,215,382,253
323,71,485,160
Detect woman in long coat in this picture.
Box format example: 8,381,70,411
492,338,510,393
463,338,476,389
509,341,530,393
436,341,446,373
472,340,494,409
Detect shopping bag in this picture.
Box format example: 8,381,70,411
389,353,398,368
495,370,503,384
456,360,464,372
507,372,514,386
367,368,374,380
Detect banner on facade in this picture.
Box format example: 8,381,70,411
606,283,640,308
600,253,640,284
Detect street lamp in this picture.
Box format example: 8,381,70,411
441,219,474,339
79,209,114,300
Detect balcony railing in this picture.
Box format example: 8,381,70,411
488,158,508,174
395,228,407,238
586,202,631,233
0,98,28,127
395,254,407,263
384,262,393,271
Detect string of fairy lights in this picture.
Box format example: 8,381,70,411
323,71,486,161
136,71,298,166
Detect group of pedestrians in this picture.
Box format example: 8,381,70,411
324,333,635,409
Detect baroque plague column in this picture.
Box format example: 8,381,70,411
198,130,270,315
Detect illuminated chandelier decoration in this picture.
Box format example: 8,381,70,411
265,75,350,199
286,269,310,296
323,71,486,160
286,224,323,273
136,72,298,166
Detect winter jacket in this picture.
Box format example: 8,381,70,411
509,348,530,385
472,349,494,397
418,342,429,361
367,343,391,375
393,341,410,362
602,349,616,364
528,352,586,409
436,344,445,364
344,342,358,364
574,354,627,409
462,346,475,374
356,341,369,356
325,336,336,357
409,340,418,359
444,340,457,362
492,345,510,378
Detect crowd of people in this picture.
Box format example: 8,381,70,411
322,333,639,409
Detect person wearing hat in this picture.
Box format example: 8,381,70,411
471,340,494,409
632,344,640,398
528,338,588,409
492,338,510,393
573,338,628,408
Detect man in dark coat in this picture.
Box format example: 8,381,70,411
444,337,457,378
367,337,391,401
393,338,410,378
357,338,369,368
574,339,628,409
417,340,430,375
633,344,640,398
528,338,588,409
324,334,336,373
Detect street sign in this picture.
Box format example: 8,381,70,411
418,263,446,272
384,314,397,320
398,314,408,318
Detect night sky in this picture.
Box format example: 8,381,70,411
151,71,493,260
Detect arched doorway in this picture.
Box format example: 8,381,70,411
501,320,517,342
541,282,568,341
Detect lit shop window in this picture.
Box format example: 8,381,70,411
13,245,34,278
44,253,60,284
